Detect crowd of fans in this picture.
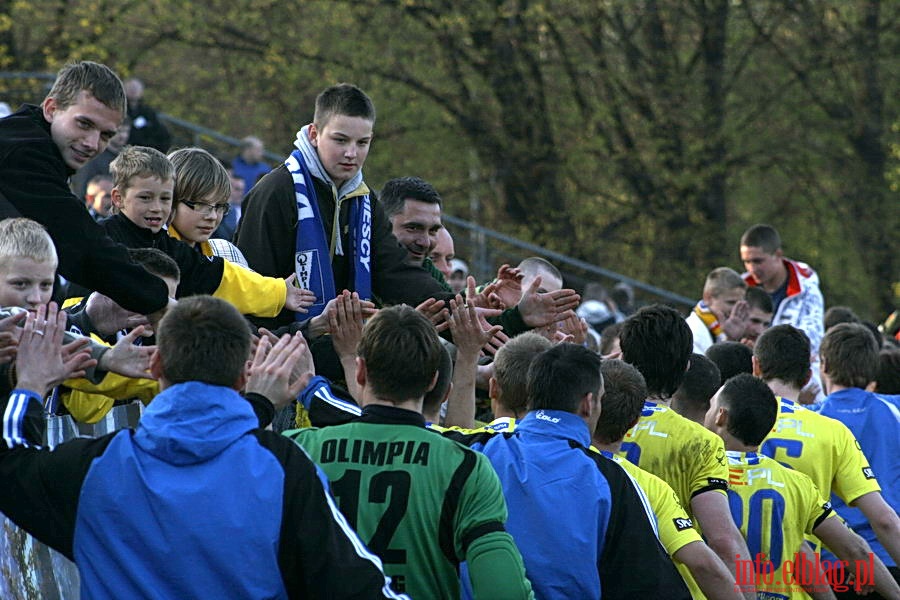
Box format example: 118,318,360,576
1,60,898,599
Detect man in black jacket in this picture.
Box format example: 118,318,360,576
0,61,171,317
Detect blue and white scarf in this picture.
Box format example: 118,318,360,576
287,129,372,319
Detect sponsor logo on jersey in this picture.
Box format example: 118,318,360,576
673,517,694,531
862,467,875,479
535,410,560,423
707,477,728,489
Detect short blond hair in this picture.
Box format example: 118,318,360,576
0,218,58,266
703,267,746,298
110,145,174,194
168,147,230,206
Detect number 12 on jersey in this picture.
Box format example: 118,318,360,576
331,469,411,564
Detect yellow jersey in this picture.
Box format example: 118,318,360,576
726,451,835,600
619,401,729,516
760,397,880,506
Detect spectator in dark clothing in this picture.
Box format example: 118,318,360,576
232,136,270,195
124,78,171,152
0,61,170,316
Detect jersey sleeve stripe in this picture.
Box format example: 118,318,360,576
460,521,506,555
316,386,362,416
4,391,38,448
438,448,477,564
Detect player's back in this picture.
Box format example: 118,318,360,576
285,410,507,599
618,401,729,513
726,451,834,600
759,397,879,510
818,388,899,567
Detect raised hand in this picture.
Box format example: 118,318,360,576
17,303,96,396
284,274,317,313
448,297,503,358
245,333,310,410
465,276,504,311
329,291,366,360
0,308,25,365
557,314,589,346
416,297,450,332
97,326,155,379
517,276,581,328
723,300,750,341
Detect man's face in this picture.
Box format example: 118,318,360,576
743,307,773,342
390,199,442,266
706,288,746,323
0,257,56,311
113,176,174,234
309,115,373,187
42,91,121,171
430,228,455,279
740,245,784,290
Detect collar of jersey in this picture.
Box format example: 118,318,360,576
359,404,426,428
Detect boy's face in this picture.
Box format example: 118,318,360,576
171,193,227,245
706,287,746,323
42,90,121,171
113,176,174,234
309,115,373,187
0,257,56,311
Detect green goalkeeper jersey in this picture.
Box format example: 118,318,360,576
284,404,513,599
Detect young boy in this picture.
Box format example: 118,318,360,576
235,83,450,328
0,219,160,420
686,267,750,354
705,374,899,599
100,145,314,318
166,147,250,268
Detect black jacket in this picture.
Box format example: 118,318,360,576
0,105,169,314
235,164,452,328
100,213,225,298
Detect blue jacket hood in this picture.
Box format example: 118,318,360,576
134,381,258,465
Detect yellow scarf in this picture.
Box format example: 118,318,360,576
693,301,723,338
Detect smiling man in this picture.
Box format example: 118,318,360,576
379,176,444,267
0,61,171,317
236,84,452,328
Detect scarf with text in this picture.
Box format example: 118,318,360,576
286,149,372,319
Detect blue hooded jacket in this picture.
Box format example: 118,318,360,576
74,382,288,599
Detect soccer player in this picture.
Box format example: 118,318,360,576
617,304,754,599
753,325,897,571
593,359,743,600
456,343,690,599
283,305,533,599
706,374,900,599
819,323,900,588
